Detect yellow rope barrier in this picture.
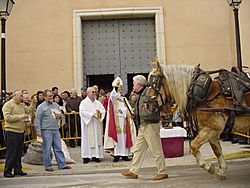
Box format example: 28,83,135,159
0,112,83,151
231,132,250,139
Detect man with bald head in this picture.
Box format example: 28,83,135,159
2,90,35,178
79,87,106,164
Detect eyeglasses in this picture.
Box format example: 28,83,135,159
92,91,97,94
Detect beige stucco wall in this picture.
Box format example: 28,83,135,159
1,0,250,95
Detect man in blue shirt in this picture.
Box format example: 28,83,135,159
35,89,71,172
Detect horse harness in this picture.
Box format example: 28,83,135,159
197,67,250,112
148,69,176,122
190,65,250,133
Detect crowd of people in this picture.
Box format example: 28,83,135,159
1,75,167,179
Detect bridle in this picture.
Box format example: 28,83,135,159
147,68,174,113
148,73,162,92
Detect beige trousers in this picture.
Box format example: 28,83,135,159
130,123,167,175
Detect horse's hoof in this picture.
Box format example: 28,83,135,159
208,164,215,174
215,169,226,180
215,173,226,180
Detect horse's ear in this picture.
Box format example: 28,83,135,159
151,58,161,70
156,60,161,72
156,60,160,69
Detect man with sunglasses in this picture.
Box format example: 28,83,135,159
79,87,106,164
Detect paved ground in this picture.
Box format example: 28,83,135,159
0,140,250,187
15,140,250,174
1,160,250,188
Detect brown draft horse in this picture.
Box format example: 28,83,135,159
147,62,250,180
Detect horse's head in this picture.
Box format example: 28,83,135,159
148,61,163,93
147,61,174,115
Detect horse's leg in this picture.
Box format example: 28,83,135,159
190,128,215,174
209,137,227,180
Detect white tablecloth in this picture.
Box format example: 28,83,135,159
160,126,187,138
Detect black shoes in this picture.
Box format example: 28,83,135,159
83,158,90,164
77,141,81,146
83,157,101,163
113,156,120,162
113,156,130,162
69,141,76,148
4,172,15,178
122,156,130,161
14,171,28,176
4,171,27,178
92,157,101,162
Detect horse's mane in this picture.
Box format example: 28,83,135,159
160,64,194,112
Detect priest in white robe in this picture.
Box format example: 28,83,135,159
79,87,106,164
104,77,137,162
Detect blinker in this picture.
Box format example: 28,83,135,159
149,75,161,91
